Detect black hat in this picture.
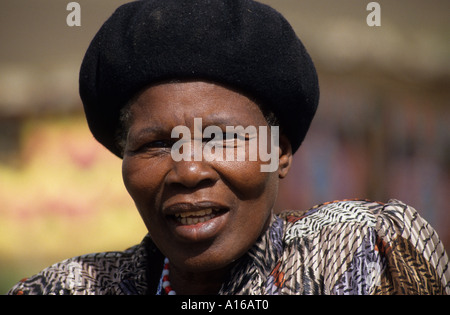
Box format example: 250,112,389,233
79,0,319,157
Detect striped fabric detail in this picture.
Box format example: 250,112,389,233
8,199,450,295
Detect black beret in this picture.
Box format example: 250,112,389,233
79,0,319,157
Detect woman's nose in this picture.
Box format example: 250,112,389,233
165,160,218,189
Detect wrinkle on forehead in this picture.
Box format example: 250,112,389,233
129,81,268,129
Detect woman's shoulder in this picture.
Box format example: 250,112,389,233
279,198,430,236
278,199,382,234
7,241,147,295
276,199,450,294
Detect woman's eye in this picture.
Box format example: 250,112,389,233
224,133,249,142
202,133,249,148
206,133,247,141
138,140,173,151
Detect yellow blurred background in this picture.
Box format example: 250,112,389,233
1,0,449,293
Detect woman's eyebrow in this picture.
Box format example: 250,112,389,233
202,115,252,128
134,126,158,137
130,125,170,141
130,117,256,140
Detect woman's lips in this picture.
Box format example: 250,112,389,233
163,202,230,242
174,208,222,225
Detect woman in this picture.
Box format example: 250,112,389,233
8,0,449,295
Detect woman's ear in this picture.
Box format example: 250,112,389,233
278,134,292,179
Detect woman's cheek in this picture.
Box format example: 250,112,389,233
214,160,274,198
122,158,163,227
122,157,159,204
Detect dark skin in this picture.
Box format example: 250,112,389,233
121,81,292,294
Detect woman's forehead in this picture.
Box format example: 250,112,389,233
129,81,268,128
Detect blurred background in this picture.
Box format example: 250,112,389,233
0,0,448,293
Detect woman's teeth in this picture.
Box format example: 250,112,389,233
174,208,218,225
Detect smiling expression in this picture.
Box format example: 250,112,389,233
121,81,292,274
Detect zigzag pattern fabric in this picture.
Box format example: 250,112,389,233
8,199,450,295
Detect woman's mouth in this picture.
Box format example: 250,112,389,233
163,202,230,242
174,208,223,225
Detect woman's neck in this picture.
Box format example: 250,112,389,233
169,263,233,295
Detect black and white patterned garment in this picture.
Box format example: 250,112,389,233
8,199,450,295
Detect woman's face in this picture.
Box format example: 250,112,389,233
122,81,291,273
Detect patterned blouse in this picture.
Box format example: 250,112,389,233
8,199,450,295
